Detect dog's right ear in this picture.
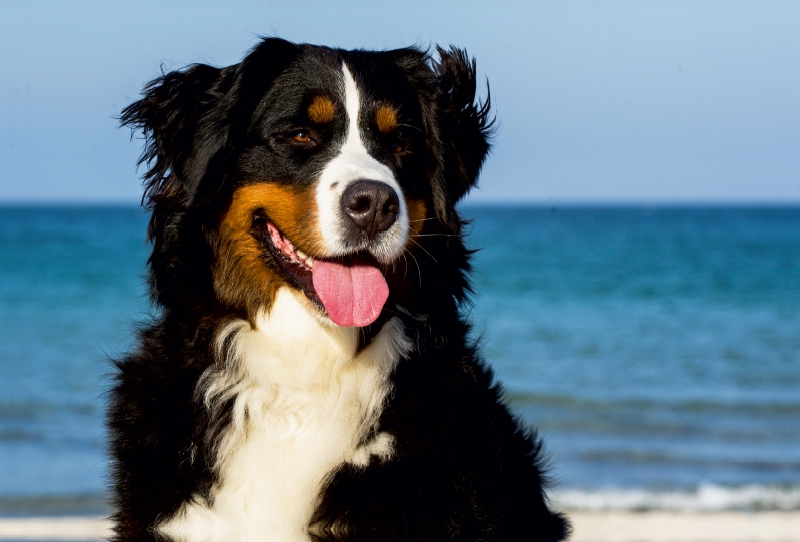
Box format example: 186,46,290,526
121,63,233,212
121,38,300,216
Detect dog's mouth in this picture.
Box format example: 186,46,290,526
251,216,389,327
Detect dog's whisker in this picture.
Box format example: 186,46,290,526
403,247,423,288
397,123,423,133
407,238,438,264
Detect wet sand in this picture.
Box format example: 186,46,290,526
568,511,800,542
1,512,800,541
0,516,109,540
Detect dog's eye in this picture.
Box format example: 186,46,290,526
388,136,409,154
290,130,311,143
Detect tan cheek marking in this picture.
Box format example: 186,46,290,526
383,198,430,302
215,182,322,319
307,96,335,124
375,105,398,133
406,198,428,236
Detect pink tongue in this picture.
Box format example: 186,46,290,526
312,259,389,327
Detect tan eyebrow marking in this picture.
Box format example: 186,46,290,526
307,95,335,124
375,105,398,133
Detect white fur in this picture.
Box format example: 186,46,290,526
158,287,412,542
315,63,409,264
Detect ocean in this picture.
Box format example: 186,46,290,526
1,205,798,515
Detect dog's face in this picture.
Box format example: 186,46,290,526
123,39,492,327
216,53,432,327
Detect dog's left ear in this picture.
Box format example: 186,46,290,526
431,46,494,231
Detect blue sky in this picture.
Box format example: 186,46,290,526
1,0,798,203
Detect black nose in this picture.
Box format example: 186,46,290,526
341,180,400,239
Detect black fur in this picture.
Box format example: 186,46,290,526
109,38,568,542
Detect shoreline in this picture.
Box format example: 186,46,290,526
2,512,800,541
567,511,800,542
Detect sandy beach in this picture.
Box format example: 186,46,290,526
1,512,800,541
568,511,800,542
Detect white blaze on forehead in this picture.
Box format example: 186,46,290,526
314,63,409,262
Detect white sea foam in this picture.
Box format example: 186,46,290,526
551,483,800,512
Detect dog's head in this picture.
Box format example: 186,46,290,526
123,38,492,328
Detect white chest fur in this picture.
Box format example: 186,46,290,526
158,288,411,542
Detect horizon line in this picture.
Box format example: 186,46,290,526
1,199,800,208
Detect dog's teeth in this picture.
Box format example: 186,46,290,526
296,249,308,260
307,256,314,268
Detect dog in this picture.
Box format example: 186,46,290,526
109,37,568,542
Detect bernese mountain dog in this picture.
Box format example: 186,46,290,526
109,37,568,542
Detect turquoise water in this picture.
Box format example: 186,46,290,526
0,206,149,515
467,206,800,510
1,205,799,514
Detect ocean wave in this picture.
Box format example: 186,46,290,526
0,401,96,421
504,392,800,416
551,483,800,512
0,494,107,516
